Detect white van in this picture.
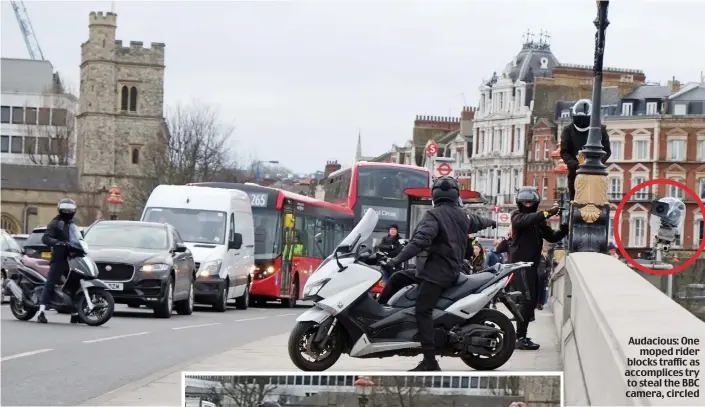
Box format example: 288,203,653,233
141,185,254,311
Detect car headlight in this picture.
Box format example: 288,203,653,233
303,278,330,299
140,263,170,272
251,265,276,278
198,260,222,277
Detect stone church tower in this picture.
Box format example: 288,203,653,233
76,11,167,219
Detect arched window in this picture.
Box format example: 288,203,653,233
1,213,20,234
131,148,140,164
120,86,129,111
129,86,138,112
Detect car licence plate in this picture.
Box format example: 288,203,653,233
41,252,51,259
105,282,123,291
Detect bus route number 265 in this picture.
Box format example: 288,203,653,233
249,193,269,208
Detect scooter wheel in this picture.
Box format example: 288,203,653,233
288,321,343,371
459,308,516,370
9,297,37,321
77,289,115,326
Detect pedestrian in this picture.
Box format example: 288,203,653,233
485,238,504,268
509,187,568,350
375,224,403,283
536,248,551,310
607,242,620,259
381,176,496,371
470,242,485,273
560,99,612,200
37,198,83,324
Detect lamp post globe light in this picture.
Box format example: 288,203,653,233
568,0,611,254
354,376,375,407
106,185,124,220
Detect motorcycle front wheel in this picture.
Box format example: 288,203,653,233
288,321,343,371
9,297,37,321
76,289,115,326
460,308,516,370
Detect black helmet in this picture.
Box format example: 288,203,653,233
515,187,540,213
259,403,281,407
571,99,592,132
57,198,77,220
431,176,460,206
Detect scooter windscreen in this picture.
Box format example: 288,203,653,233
336,208,379,254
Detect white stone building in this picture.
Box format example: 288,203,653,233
1,58,78,166
469,36,560,225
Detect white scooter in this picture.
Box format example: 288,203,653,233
288,208,533,371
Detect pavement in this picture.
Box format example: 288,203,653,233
78,305,561,407
0,302,302,407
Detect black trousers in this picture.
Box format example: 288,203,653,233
416,280,444,359
377,271,417,304
513,265,539,339
39,262,65,306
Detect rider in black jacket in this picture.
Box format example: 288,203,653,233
560,99,611,200
383,176,496,371
375,224,403,282
37,198,80,324
510,187,568,350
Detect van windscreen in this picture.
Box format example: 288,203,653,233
144,207,227,245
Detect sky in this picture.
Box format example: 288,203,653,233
2,0,704,173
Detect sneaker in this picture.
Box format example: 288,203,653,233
409,359,442,371
516,337,540,351
70,314,83,324
537,303,544,310
37,312,48,324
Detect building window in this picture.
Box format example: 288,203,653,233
631,216,646,247
25,107,37,125
533,176,538,188
610,140,624,160
37,108,50,125
696,219,704,247
129,86,138,112
646,102,658,115
621,102,633,116
0,135,8,153
543,141,549,159
633,139,649,160
514,127,521,152
121,86,129,111
534,142,540,160
24,136,36,155
668,177,685,198
700,178,705,199
10,136,22,154
667,139,686,160
609,212,615,241
51,109,67,126
561,110,570,118
0,106,9,123
632,176,647,199
131,148,140,164
674,103,687,115
11,107,24,124
697,139,705,161
609,176,622,200
542,177,548,200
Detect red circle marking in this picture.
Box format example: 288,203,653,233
613,178,705,275
499,213,510,223
437,163,452,176
426,143,438,155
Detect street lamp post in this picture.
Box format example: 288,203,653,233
255,160,280,182
354,376,375,407
568,0,611,253
552,147,569,264
106,185,124,220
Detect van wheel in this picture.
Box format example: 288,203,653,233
213,280,228,312
235,282,249,310
175,282,194,315
154,277,174,318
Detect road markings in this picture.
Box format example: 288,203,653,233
83,332,150,343
274,313,297,317
1,348,53,362
233,316,267,322
172,322,221,331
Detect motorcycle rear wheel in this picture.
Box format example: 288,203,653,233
288,321,343,371
10,297,37,321
460,308,516,370
77,289,115,326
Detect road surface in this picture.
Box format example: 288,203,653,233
1,302,303,406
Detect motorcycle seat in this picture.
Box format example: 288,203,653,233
440,272,496,302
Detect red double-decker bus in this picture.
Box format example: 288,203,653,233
189,182,354,307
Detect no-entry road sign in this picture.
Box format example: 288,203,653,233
498,212,511,224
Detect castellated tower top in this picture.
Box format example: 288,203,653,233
83,11,165,66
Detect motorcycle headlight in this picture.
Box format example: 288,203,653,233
140,263,170,272
303,278,330,300
198,260,222,277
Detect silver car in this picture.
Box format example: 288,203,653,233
1,229,24,303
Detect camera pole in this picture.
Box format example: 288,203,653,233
567,1,611,253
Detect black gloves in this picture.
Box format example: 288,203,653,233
383,258,398,270
560,223,569,233
545,207,560,218
491,221,497,229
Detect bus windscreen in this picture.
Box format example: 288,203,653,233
253,209,282,260
357,167,429,200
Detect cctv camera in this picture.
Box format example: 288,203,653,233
649,197,685,249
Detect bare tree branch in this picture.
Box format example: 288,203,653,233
20,76,78,166
492,376,524,397
215,376,278,407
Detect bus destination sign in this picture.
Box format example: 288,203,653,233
361,205,407,221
